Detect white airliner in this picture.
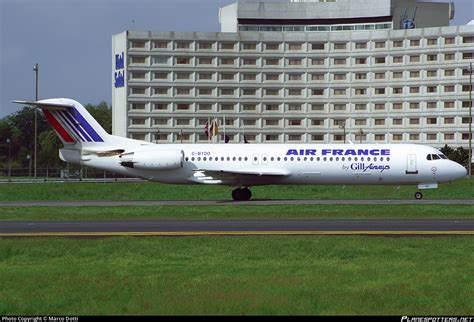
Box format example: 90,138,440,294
14,98,467,201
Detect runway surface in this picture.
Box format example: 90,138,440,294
1,199,474,207
1,219,473,237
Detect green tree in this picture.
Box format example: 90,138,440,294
85,102,112,134
440,144,469,167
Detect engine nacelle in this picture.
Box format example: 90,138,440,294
120,149,183,170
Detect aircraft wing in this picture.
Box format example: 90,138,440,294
188,168,289,185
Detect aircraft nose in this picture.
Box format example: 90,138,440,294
451,161,468,179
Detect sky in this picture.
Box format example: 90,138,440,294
1,0,473,118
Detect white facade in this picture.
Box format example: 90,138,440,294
112,26,474,148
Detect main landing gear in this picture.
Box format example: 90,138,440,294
414,191,423,200
232,187,252,201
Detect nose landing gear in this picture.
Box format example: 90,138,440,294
414,191,423,200
232,187,252,201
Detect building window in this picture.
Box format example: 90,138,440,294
427,70,437,77
220,104,234,111
409,118,420,125
176,57,191,65
176,72,191,80
333,104,346,111
176,88,191,95
198,42,213,50
355,119,366,126
311,104,324,111
427,86,437,93
176,41,191,49
409,102,420,109
355,42,367,49
288,89,302,96
131,103,146,110
265,134,279,142
198,73,213,80
463,36,474,43
355,104,366,111
311,119,324,126
289,74,303,81
220,73,236,80
410,71,420,78
311,43,325,50
265,58,280,66
444,133,454,140
220,58,235,66
393,40,403,48
375,57,385,64
130,56,146,64
288,104,301,112
311,58,325,65
153,41,168,49
355,57,367,65
198,104,212,111
265,89,280,96
288,43,302,51
220,88,235,96
333,43,346,50
444,101,455,108
355,88,366,95
334,88,346,95
444,85,455,93
410,39,420,47
242,89,257,96
288,134,302,141
288,58,302,66
445,37,455,45
374,103,385,110
198,57,213,65
220,42,235,50
409,87,420,94
375,88,385,95
154,103,168,110
334,73,346,81
427,118,437,125
242,73,257,81
288,119,302,126
334,58,346,65
374,41,385,49
409,55,420,63
427,102,437,109
265,73,280,81
154,72,168,80
131,87,146,95
392,118,402,125
242,58,257,66
265,119,279,126
374,134,385,141
265,43,280,51
312,134,324,141
409,134,420,140
444,53,455,61
392,103,403,110
392,56,403,63
374,119,385,126
130,41,146,48
242,43,257,50
374,72,385,80
176,104,191,111
427,54,437,62
392,134,403,141
264,104,279,111
198,88,212,96
463,52,474,59
242,104,257,111
427,38,438,46
393,87,403,94
312,89,325,96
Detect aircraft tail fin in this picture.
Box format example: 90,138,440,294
13,98,111,146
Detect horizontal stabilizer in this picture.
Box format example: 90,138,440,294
13,100,74,110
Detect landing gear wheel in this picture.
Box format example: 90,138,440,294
414,191,423,200
231,188,252,201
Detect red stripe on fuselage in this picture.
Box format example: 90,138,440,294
43,110,75,143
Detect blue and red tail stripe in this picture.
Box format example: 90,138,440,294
43,106,104,143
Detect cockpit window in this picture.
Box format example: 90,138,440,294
427,154,443,161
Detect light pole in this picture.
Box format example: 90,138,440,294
33,63,39,179
469,62,472,177
6,139,11,179
358,128,363,144
26,154,32,177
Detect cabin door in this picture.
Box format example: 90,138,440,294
406,154,418,174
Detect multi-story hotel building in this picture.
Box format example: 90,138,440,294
112,0,473,150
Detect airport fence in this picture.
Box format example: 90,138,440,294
0,166,142,183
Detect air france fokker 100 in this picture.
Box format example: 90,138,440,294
14,98,467,201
